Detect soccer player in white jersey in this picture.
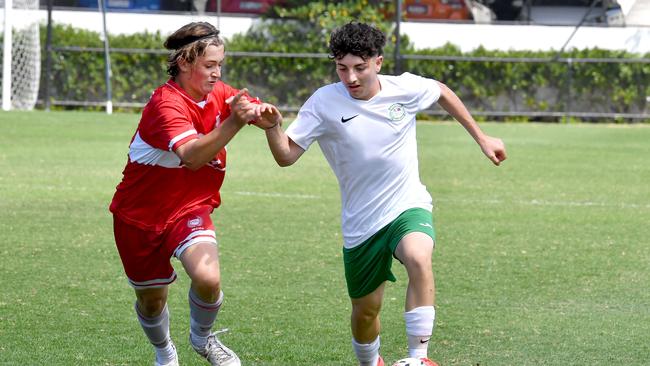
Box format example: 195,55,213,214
262,22,507,366
109,22,278,366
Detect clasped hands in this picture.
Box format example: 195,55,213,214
226,88,282,130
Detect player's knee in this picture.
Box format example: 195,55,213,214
137,295,167,316
192,272,221,294
352,303,381,322
404,253,432,276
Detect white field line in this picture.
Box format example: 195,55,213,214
435,198,650,210
233,191,320,199
233,191,649,209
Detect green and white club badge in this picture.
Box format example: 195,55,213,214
388,103,406,121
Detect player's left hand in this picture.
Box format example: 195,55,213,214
251,103,283,130
479,135,507,166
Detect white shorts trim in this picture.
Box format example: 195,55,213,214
128,272,177,289
174,229,217,258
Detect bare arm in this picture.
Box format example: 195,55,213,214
243,101,305,167
264,122,305,167
437,81,507,166
175,89,254,170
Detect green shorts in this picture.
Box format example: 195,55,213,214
343,207,435,299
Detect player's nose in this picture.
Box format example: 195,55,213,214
344,70,357,84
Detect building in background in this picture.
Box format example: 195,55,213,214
31,0,650,53
517,0,624,26
37,0,632,25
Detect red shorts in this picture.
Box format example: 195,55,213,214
113,206,217,289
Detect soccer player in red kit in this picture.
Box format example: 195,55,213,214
109,22,279,366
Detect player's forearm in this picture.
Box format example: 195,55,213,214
178,116,244,170
265,125,300,167
437,82,487,145
438,83,507,165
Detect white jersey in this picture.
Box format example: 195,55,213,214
286,72,442,248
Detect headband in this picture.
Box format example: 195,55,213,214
174,32,219,50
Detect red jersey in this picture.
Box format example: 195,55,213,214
110,79,239,233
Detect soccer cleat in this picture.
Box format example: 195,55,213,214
377,355,385,366
420,358,439,366
154,356,179,366
391,357,436,366
191,329,241,366
154,342,178,366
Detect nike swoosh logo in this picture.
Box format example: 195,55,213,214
420,338,430,344
341,115,359,123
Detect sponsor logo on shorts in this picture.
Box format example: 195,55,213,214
419,222,433,228
187,216,203,228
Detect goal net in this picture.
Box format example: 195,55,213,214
2,0,40,110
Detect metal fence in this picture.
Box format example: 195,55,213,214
39,46,650,122
399,53,650,121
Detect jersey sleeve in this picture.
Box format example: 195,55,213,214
139,95,198,152
285,91,325,151
400,72,442,111
211,82,262,126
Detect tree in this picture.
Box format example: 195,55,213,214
225,0,410,106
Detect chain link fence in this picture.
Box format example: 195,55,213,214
38,45,650,122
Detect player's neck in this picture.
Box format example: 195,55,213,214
173,76,205,102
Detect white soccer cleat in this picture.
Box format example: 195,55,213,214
155,357,179,366
191,330,241,366
391,358,439,366
154,342,179,366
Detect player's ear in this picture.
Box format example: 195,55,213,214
374,55,383,73
178,57,191,73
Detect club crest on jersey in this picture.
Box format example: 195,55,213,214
187,216,203,228
207,158,225,171
215,112,221,128
388,103,406,121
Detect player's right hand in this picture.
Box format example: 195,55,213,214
479,135,507,166
226,88,256,126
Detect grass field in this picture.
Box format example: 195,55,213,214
0,110,648,365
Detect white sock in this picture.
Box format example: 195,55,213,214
352,336,380,366
154,340,176,365
404,306,435,358
189,289,223,349
135,303,175,364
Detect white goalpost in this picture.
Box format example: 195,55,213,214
2,0,41,111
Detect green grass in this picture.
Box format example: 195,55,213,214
0,111,649,365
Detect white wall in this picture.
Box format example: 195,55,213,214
6,9,650,54
7,9,253,41
617,0,638,15
402,22,650,53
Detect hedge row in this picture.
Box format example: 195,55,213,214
39,22,650,122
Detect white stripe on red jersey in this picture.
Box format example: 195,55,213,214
168,129,198,151
129,131,184,168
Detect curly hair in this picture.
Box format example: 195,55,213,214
328,21,386,60
164,22,224,77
